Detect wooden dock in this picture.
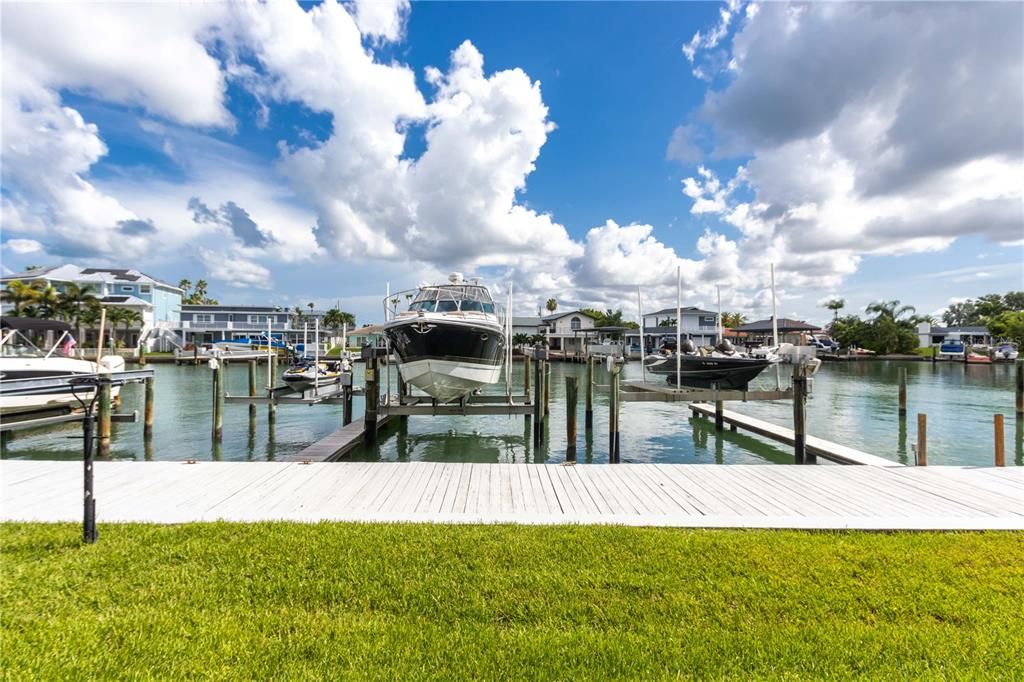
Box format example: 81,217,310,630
690,403,899,466
2,461,1020,529
281,414,392,462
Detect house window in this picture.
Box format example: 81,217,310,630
570,317,582,331
194,314,213,323
248,315,269,325
140,285,151,294
699,315,716,327
120,285,133,293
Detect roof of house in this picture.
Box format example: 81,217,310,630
645,306,716,317
181,304,281,313
1,316,73,333
1,264,181,291
100,295,152,307
541,309,601,322
732,318,821,333
512,317,542,327
624,326,720,336
929,325,989,334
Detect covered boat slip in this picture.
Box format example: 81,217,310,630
2,460,1021,529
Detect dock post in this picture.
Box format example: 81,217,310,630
364,348,379,447
268,353,277,424
82,393,97,543
566,376,578,461
898,367,907,416
994,414,1005,466
212,360,224,442
932,346,937,365
248,360,257,420
585,355,594,431
343,373,354,427
1016,360,1023,418
916,413,927,466
714,385,724,432
609,369,621,463
139,343,146,367
143,376,154,441
544,361,551,416
524,354,531,395
792,363,809,464
97,381,112,458
532,346,546,446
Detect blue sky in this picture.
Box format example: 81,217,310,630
2,1,1021,325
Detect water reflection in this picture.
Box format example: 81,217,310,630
0,359,1019,466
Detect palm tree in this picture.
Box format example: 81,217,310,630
721,312,747,328
292,305,306,328
865,299,915,322
178,279,192,297
103,307,126,348
57,283,97,343
307,302,315,315
34,285,62,319
119,309,143,347
2,280,40,316
80,302,102,348
823,298,846,322
512,333,531,350
545,298,557,314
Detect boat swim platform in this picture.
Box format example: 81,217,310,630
689,404,898,467
2,461,1021,530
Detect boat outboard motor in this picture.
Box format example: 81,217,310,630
714,339,736,356
679,338,697,355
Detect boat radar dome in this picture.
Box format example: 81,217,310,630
448,272,464,284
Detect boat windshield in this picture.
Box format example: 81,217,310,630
408,284,496,314
0,330,46,358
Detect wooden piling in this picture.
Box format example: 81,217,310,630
524,355,531,395
994,414,1005,467
585,355,594,431
97,381,111,458
792,363,810,464
715,396,724,432
1016,360,1023,418
916,413,927,466
898,367,907,416
566,376,578,461
212,362,224,442
536,348,544,444
143,376,154,440
138,343,146,367
931,345,937,365
544,361,551,416
609,370,621,463
364,353,379,447
248,360,257,420
268,353,277,424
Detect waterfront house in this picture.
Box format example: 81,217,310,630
728,318,822,347
626,306,720,351
512,316,543,339
542,310,601,356
178,304,340,347
1,264,182,347
916,322,991,348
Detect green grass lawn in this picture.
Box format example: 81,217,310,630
3,524,1022,679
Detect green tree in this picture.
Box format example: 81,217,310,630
292,305,306,327
545,298,557,314
721,312,746,328
34,285,62,319
988,311,1024,346
865,299,916,323
512,333,531,350
830,315,872,350
2,280,41,316
58,283,97,343
822,298,845,323
115,308,143,346
178,279,192,295
656,317,676,327
529,333,548,347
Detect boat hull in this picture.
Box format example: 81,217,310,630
0,358,125,416
384,318,505,403
645,355,776,390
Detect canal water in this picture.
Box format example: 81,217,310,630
1,359,1019,466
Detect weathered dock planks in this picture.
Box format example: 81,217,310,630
689,403,900,466
2,461,1020,530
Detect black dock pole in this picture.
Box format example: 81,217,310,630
364,346,379,447
566,376,578,462
585,355,594,431
609,367,621,463
898,366,907,417
792,362,810,463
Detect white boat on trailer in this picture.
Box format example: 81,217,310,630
383,274,507,403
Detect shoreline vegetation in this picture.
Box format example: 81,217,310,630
3,523,1022,679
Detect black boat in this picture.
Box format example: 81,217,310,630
644,339,778,390
382,274,506,403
